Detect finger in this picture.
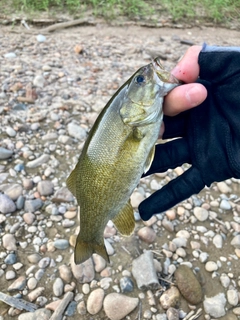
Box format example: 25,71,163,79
163,83,207,116
171,45,202,83
139,166,205,221
143,138,191,177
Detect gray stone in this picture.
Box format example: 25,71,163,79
8,276,27,291
0,147,13,159
0,194,16,213
231,235,240,248
26,154,50,168
193,207,209,221
37,180,54,196
52,187,74,203
67,122,87,140
53,239,69,250
59,264,72,283
203,293,226,318
132,251,160,290
53,277,64,297
70,254,95,283
227,289,238,306
24,199,43,212
18,308,51,320
220,199,232,210
33,74,45,87
2,183,23,200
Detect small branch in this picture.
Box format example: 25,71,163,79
0,292,38,312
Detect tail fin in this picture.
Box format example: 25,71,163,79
74,237,110,265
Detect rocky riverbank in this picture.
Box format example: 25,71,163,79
1,24,240,320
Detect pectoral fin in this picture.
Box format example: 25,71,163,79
112,201,135,236
143,146,155,174
66,167,77,197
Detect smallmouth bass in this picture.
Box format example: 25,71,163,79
67,58,179,264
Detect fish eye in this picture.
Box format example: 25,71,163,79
135,75,145,84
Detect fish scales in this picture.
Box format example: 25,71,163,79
67,58,180,264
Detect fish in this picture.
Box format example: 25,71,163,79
67,58,179,264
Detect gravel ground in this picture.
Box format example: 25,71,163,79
1,23,240,320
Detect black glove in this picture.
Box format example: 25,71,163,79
139,44,240,221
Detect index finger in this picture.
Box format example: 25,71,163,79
171,45,202,83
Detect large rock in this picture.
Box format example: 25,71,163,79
70,254,95,283
103,293,138,320
0,194,16,214
87,288,105,315
132,250,160,290
203,293,226,318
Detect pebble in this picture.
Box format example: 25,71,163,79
37,180,54,196
205,261,218,272
213,234,223,248
4,253,17,265
2,233,17,250
26,154,50,168
36,34,46,42
93,253,106,272
54,239,69,250
120,277,134,293
132,251,160,290
87,288,105,315
0,194,16,213
220,199,232,210
227,289,238,306
27,277,38,290
203,293,226,317
103,293,139,320
59,264,72,283
18,308,51,320
231,235,240,248
65,300,77,316
220,273,230,288
193,207,209,221
67,122,87,140
70,254,95,283
138,226,156,243
53,277,64,296
160,286,180,309
6,270,16,280
24,199,43,212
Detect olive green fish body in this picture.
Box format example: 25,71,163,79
67,59,179,264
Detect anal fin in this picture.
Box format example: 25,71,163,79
112,201,135,236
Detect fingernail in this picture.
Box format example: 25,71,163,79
185,85,204,107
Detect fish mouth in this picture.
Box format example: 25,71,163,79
152,57,180,85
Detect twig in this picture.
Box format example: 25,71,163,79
49,291,73,320
121,246,131,255
0,292,37,312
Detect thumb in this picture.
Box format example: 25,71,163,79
139,166,205,221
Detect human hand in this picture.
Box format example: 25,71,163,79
139,44,240,220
